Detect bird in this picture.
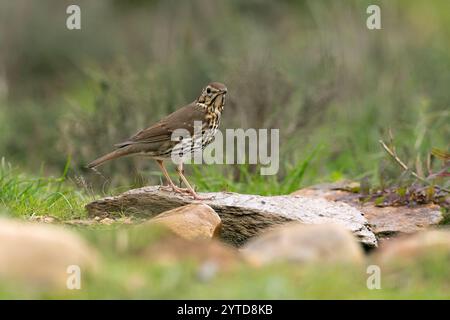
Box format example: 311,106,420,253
87,82,228,200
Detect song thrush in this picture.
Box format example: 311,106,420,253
87,82,227,200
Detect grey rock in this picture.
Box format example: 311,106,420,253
86,186,377,247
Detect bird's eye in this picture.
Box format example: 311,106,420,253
206,87,211,94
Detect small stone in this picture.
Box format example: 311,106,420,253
147,203,221,241
29,215,57,224
241,222,364,266
375,229,450,266
141,235,241,272
100,217,115,225
64,219,97,226
0,218,99,290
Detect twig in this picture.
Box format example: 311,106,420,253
379,140,450,193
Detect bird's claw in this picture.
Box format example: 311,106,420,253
159,185,214,200
160,185,191,194
190,193,214,201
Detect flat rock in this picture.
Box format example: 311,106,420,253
147,203,222,240
86,186,377,247
241,223,364,266
360,203,443,238
292,183,444,240
0,218,99,289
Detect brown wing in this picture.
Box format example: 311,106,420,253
114,102,206,150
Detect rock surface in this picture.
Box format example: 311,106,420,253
241,223,364,266
86,186,377,247
0,218,99,289
291,182,359,201
360,203,443,238
292,182,444,240
147,203,222,240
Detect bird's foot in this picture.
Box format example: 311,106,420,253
188,191,215,201
159,184,213,200
159,184,172,192
159,184,191,194
173,186,191,194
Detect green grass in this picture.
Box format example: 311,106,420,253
0,158,88,220
189,146,320,196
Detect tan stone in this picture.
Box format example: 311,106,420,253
0,218,99,290
241,222,364,266
375,229,450,265
141,236,241,272
100,217,115,225
64,219,97,226
29,215,58,224
147,203,221,241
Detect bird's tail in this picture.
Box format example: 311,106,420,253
86,149,130,169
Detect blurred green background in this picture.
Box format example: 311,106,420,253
0,0,449,194
0,0,450,300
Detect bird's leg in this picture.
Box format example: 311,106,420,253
178,162,184,188
175,164,213,200
156,160,175,191
156,160,190,194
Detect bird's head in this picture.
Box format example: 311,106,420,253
197,82,228,112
